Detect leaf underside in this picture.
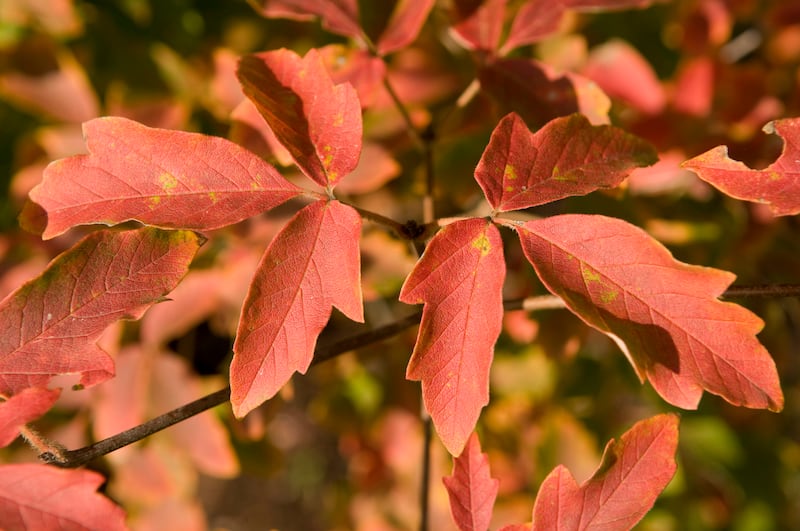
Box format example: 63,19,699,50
443,432,499,531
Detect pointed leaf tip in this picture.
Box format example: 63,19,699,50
237,48,362,189
231,200,363,417
444,432,499,531
476,113,656,212
683,117,800,216
28,117,300,239
517,214,783,412
400,219,505,455
532,414,679,531
0,228,201,395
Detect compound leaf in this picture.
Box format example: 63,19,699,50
231,199,363,417
0,228,201,395
443,432,499,531
237,48,362,188
532,414,679,531
29,117,300,240
515,214,783,411
476,113,656,212
683,118,800,216
400,219,505,455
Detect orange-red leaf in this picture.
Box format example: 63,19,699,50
399,219,505,455
501,0,565,54
0,387,60,447
237,48,362,188
565,0,658,10
0,464,127,531
476,113,656,212
682,118,800,216
479,58,612,128
29,117,300,240
375,0,436,55
231,200,363,417
532,414,679,530
450,0,507,52
251,0,361,39
0,228,201,396
443,432,499,531
515,215,783,411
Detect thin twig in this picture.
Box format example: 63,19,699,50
38,283,800,467
419,415,433,531
39,311,423,468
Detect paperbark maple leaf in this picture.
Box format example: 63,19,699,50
237,48,362,189
475,113,656,212
479,59,612,128
0,228,201,396
532,414,679,530
400,219,505,455
682,118,800,216
0,387,60,447
443,432,499,531
251,0,434,54
29,116,300,240
231,199,363,417
0,464,127,531
513,214,783,411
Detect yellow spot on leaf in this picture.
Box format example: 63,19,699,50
147,195,162,209
208,191,219,203
505,186,514,192
471,233,492,256
334,113,344,126
159,172,178,192
504,164,518,180
581,263,618,304
769,171,782,181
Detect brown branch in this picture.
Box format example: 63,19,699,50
39,282,800,468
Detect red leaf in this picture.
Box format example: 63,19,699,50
564,0,658,10
399,219,505,455
682,118,800,216
450,0,507,52
500,0,565,54
0,387,60,447
443,432,499,531
514,214,783,411
29,117,300,239
583,40,666,115
479,58,611,128
231,200,363,417
532,414,679,531
251,0,361,39
0,228,201,395
237,48,363,188
0,463,127,531
376,0,436,55
475,113,657,212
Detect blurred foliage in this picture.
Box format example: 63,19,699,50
3,0,800,530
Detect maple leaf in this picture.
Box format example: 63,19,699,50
682,118,800,216
513,214,783,411
532,414,679,530
450,0,506,52
251,0,433,55
28,117,300,240
564,0,658,10
479,58,612,128
443,432,499,531
231,199,363,417
0,228,201,396
251,0,362,41
0,387,60,447
0,464,127,531
475,113,657,212
583,40,666,115
500,0,565,54
399,219,505,455
237,48,362,189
